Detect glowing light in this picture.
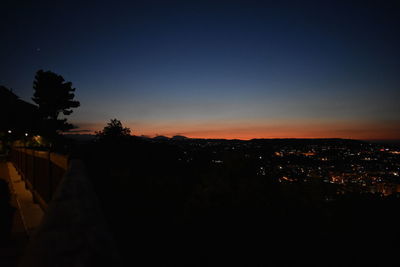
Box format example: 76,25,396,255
25,133,28,136
33,135,42,144
8,130,12,133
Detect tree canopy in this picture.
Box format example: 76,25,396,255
96,119,131,140
32,70,80,134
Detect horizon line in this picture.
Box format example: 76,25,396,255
63,133,400,142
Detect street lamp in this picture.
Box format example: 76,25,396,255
8,130,12,134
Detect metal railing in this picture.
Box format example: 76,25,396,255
10,148,69,210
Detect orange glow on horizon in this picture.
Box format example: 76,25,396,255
71,119,400,141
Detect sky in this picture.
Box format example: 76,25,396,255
1,0,399,140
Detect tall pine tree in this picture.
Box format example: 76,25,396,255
32,70,80,135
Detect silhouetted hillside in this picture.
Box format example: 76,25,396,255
73,137,400,266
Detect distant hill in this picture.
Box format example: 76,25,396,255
171,135,188,140
153,135,169,141
368,140,400,145
64,134,96,142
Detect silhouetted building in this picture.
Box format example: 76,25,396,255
0,86,39,135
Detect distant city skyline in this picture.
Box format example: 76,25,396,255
2,1,399,140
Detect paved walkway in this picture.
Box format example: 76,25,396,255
0,159,43,267
6,162,44,236
1,158,120,266
19,160,122,267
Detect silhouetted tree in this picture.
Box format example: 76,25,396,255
96,119,131,140
32,70,80,135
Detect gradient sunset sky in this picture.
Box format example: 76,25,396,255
1,0,399,140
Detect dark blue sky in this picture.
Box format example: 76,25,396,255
2,0,399,139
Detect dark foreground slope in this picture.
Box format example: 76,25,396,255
77,138,400,266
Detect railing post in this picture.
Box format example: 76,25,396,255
20,149,22,173
16,149,20,173
20,148,23,174
24,149,28,189
19,149,22,175
32,149,37,204
24,148,29,190
48,150,52,202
